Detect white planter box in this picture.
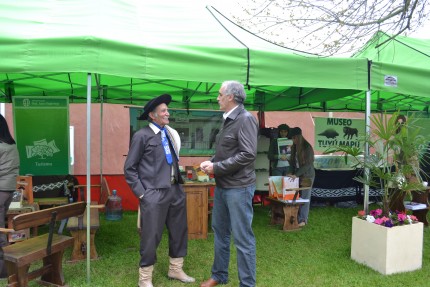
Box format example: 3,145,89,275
351,217,423,275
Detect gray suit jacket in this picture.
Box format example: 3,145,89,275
212,105,258,188
124,125,182,199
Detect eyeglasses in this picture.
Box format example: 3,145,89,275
218,92,231,97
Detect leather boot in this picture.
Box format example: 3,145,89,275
167,257,195,283
138,265,154,287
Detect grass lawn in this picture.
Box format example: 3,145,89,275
5,203,429,287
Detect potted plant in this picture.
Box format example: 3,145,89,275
325,111,428,275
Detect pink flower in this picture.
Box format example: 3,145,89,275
374,218,384,225
397,213,407,221
359,208,418,227
370,209,382,217
381,216,390,222
410,215,418,221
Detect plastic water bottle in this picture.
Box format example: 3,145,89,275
105,189,123,221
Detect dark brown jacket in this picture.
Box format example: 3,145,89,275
211,105,258,188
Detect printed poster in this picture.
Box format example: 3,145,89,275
13,97,70,175
277,138,292,157
314,117,365,152
129,107,223,156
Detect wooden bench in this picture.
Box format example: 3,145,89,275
267,188,309,231
0,202,86,287
74,176,111,206
66,203,102,262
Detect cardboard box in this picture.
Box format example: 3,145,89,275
268,176,300,200
268,176,283,199
282,176,299,200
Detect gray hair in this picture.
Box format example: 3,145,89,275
222,80,246,104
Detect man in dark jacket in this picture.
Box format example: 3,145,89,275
200,81,258,287
124,94,194,287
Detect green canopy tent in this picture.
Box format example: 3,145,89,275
298,32,430,112
356,32,430,112
0,1,368,109
0,0,370,283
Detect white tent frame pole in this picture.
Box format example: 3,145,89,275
363,59,372,215
100,93,103,184
98,75,104,183
86,73,92,283
364,88,371,215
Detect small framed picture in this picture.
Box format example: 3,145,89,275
10,190,23,209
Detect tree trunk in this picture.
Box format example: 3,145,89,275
388,188,406,213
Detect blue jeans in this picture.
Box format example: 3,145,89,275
271,166,293,176
298,177,314,224
210,185,256,287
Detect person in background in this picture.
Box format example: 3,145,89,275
124,94,194,287
0,114,20,278
200,80,258,287
288,127,315,227
267,124,292,176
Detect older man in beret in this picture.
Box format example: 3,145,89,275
124,94,194,287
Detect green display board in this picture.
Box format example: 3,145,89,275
314,117,365,152
13,97,69,175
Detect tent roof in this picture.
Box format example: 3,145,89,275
311,32,430,112
0,0,368,111
355,32,430,69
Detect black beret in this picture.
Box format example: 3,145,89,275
139,94,172,120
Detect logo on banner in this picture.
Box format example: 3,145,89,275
23,98,31,107
384,75,398,87
26,139,60,160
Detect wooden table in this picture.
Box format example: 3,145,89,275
183,182,215,239
66,205,100,262
410,189,429,226
267,190,308,231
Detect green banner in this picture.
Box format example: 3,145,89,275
13,97,69,175
314,117,365,152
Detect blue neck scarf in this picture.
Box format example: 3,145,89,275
152,122,172,165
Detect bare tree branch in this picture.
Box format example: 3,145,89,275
230,0,430,55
